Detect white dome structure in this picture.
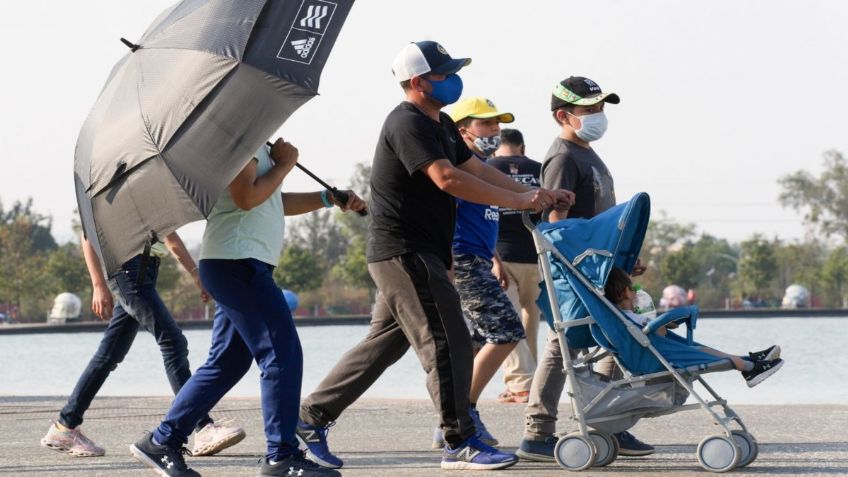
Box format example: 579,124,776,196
48,293,82,323
781,284,809,309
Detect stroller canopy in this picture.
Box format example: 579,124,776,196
537,193,650,348
537,193,724,374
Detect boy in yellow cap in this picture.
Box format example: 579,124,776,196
429,97,524,448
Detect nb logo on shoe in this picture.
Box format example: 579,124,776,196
457,447,481,461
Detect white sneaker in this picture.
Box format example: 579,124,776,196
191,419,246,456
40,422,105,457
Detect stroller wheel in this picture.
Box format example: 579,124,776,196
554,433,596,471
697,435,741,472
730,430,758,467
588,430,618,467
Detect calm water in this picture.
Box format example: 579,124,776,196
1,318,845,404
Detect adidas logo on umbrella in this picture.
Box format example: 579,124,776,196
291,37,317,58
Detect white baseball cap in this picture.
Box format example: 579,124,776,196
392,41,471,82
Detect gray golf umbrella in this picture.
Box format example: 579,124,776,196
74,0,354,274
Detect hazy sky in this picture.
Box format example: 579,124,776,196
2,0,847,248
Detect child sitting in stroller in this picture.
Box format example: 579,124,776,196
604,268,784,388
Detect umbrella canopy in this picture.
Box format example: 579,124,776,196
75,0,353,273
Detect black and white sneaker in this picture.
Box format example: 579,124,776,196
130,432,200,477
748,345,781,362
258,452,341,477
742,358,784,388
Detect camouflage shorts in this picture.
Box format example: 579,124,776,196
453,253,525,346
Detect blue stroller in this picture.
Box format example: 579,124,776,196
527,193,758,473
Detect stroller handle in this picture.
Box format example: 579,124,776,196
522,209,540,232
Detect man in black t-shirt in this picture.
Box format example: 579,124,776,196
488,129,542,404
298,41,574,472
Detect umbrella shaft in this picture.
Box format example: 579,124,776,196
265,142,365,216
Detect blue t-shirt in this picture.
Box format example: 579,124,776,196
452,156,500,259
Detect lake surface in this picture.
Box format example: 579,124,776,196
1,318,844,405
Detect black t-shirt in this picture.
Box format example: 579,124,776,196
487,155,541,263
541,138,615,219
367,102,472,267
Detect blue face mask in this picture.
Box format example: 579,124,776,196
426,74,463,106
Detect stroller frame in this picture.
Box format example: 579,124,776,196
523,210,758,472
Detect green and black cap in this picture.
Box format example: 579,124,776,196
551,76,620,111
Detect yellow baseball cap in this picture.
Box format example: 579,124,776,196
449,97,515,124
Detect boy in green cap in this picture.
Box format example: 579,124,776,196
518,76,655,461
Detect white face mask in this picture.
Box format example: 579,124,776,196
570,111,608,142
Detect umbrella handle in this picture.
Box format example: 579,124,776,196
265,142,368,216
318,176,368,217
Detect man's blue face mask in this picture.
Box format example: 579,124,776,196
425,73,463,106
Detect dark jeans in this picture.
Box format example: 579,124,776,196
59,255,212,431
153,258,303,460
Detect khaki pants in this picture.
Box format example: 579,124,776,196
524,329,567,439
501,261,541,393
524,331,618,439
300,252,476,445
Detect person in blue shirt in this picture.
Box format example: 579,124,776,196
430,96,527,448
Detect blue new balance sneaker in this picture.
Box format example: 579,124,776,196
615,431,655,456
516,436,558,462
468,406,499,446
433,407,498,448
441,434,518,470
295,420,343,469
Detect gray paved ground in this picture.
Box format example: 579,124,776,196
2,396,846,476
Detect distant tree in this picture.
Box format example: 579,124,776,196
659,245,700,290
274,244,325,292
643,212,696,254
45,242,91,297
332,236,374,291
286,209,346,267
0,218,52,320
0,199,59,317
737,235,778,300
820,247,848,307
636,212,697,295
154,254,183,306
773,240,824,300
779,150,848,240
0,198,57,252
160,271,208,321
333,163,373,291
688,234,738,309
335,163,371,243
